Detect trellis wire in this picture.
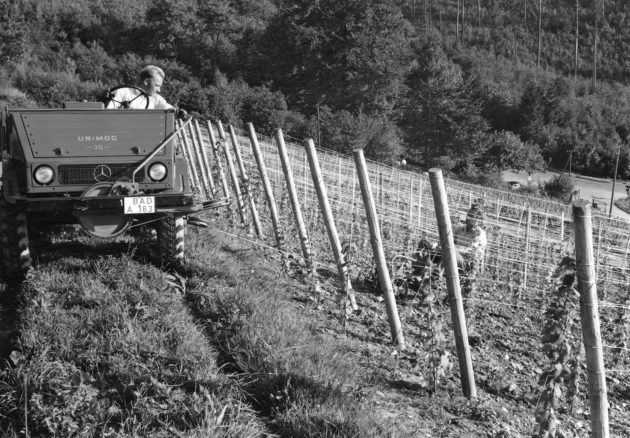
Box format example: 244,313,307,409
194,122,630,378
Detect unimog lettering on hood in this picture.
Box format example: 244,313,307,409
77,135,118,142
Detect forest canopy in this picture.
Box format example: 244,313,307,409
2,0,630,183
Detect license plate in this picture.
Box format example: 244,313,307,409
124,196,155,214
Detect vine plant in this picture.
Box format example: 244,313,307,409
534,256,582,438
392,240,451,392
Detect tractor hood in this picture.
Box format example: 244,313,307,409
9,109,174,159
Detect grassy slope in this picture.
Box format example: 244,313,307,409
0,225,391,437
1,220,629,437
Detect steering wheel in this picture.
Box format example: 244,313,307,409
104,85,150,109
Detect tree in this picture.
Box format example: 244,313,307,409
316,107,405,164
254,0,414,118
403,43,489,175
143,0,201,64
483,130,546,175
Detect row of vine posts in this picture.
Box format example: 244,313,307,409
176,117,610,438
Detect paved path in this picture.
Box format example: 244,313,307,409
503,170,630,221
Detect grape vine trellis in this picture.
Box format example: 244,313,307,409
192,121,630,426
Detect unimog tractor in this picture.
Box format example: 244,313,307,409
0,91,226,286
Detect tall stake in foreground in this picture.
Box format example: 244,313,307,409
572,200,609,438
428,168,476,398
353,147,404,349
228,125,263,236
215,120,247,225
276,129,313,269
247,123,283,250
303,139,358,313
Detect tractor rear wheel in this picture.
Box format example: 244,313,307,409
0,197,32,286
157,214,185,268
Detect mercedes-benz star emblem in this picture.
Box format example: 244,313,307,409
93,165,112,182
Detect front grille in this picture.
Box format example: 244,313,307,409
57,164,146,185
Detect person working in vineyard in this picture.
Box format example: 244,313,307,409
453,200,488,339
454,200,488,284
410,200,487,297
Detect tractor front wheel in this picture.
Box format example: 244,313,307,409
157,214,186,268
0,197,32,286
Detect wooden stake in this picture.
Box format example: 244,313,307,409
228,125,263,236
186,122,213,197
523,208,532,291
429,168,477,398
247,123,283,249
276,129,312,267
175,119,200,192
304,139,359,312
213,120,246,224
205,120,230,199
595,219,602,277
572,199,610,438
353,147,404,349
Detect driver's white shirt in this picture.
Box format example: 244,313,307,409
106,88,174,110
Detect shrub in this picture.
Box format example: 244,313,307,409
166,79,209,115
71,41,116,83
240,85,288,136
317,108,405,164
14,66,103,106
541,174,576,203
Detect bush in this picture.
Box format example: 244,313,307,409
317,108,405,164
71,41,116,83
541,174,576,203
14,66,104,106
166,79,209,115
240,85,288,136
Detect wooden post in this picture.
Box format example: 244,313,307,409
175,119,201,192
214,121,247,224
417,178,423,230
186,122,213,197
248,123,283,249
205,120,230,199
572,200,609,438
560,211,565,241
193,119,216,193
523,208,532,290
304,139,359,311
595,220,602,277
353,147,404,348
428,168,477,398
228,125,263,236
276,129,312,267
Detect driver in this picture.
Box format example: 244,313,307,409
106,65,177,111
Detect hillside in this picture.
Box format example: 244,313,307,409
3,0,630,181
3,1,630,436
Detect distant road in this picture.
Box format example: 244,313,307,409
502,170,630,221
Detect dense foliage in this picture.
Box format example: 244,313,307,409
3,0,630,179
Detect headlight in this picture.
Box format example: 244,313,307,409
33,165,55,185
148,162,167,182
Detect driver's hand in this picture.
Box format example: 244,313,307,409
176,108,189,119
